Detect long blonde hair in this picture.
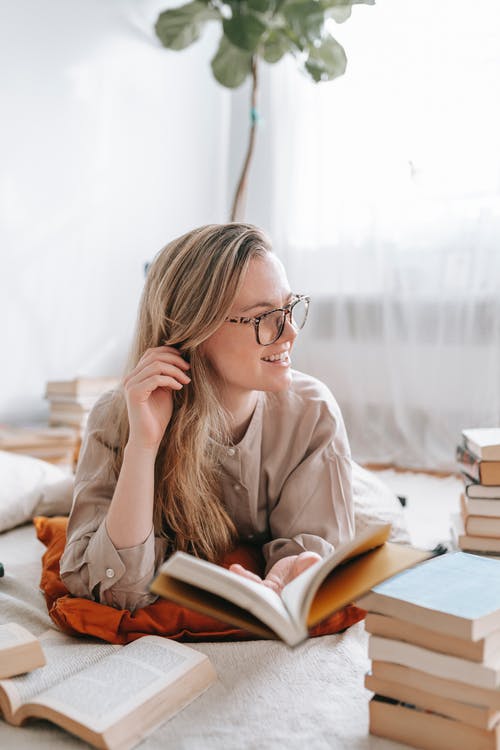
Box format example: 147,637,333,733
111,224,271,562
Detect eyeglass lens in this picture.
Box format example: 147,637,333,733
258,298,309,345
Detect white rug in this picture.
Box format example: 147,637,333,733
372,469,462,550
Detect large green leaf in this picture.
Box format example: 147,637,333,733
282,1,326,44
223,14,267,52
211,36,253,88
260,28,293,62
155,1,219,51
304,34,347,81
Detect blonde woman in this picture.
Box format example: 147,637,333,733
60,224,355,611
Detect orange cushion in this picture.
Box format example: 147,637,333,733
34,516,365,644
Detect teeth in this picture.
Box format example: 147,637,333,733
263,352,288,362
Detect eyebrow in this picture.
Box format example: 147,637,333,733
240,292,294,314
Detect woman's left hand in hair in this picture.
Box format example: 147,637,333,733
229,551,321,596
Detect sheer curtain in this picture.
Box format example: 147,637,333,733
263,0,500,470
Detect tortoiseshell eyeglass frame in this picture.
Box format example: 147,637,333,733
224,294,310,346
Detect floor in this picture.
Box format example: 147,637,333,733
371,468,463,550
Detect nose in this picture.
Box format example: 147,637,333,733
280,312,298,342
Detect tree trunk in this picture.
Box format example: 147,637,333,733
230,56,259,222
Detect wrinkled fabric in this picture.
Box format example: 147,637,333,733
37,516,365,644
60,369,355,611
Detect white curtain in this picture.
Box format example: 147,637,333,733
262,0,500,470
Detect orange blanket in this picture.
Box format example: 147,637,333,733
34,516,365,644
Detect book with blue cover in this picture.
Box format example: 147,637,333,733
356,551,500,641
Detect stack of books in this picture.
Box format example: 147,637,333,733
455,427,500,554
45,376,119,432
0,425,80,467
357,552,500,749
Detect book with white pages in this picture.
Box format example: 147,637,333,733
151,523,430,647
462,492,500,518
463,474,500,500
368,635,500,689
0,627,216,750
462,428,500,461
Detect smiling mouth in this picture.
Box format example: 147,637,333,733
261,351,291,364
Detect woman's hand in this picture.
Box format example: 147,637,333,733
229,551,322,595
122,345,191,451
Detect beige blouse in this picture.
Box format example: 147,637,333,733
60,369,355,611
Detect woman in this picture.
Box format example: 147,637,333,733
60,223,355,611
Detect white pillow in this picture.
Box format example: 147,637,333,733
0,450,73,533
352,461,411,544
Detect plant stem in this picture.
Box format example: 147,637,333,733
230,56,259,222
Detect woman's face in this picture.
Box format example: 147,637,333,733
202,253,299,396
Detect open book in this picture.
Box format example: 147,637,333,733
0,625,216,750
150,523,431,647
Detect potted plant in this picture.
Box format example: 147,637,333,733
155,0,374,220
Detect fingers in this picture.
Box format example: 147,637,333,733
230,564,283,595
229,564,263,584
262,576,283,594
140,346,190,370
127,347,190,381
127,375,185,401
123,355,191,401
125,361,191,388
292,552,322,578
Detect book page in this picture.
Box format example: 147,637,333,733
281,523,392,625
157,553,298,641
0,629,119,714
31,636,203,732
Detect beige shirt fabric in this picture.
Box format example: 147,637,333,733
60,369,355,612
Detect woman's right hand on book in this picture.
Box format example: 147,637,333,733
122,345,191,452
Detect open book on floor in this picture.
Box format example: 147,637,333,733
150,523,431,647
0,627,216,750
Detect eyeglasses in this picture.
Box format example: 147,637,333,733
225,294,310,346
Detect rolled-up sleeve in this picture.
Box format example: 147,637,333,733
262,393,355,575
60,393,160,611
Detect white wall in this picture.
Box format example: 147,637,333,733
0,0,230,422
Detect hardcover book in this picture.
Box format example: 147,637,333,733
462,492,500,517
456,445,500,486
371,660,500,711
463,475,500,500
369,695,500,750
364,612,500,663
368,634,500,689
365,672,500,730
462,428,500,462
461,494,500,537
150,523,430,647
356,550,500,640
451,513,500,555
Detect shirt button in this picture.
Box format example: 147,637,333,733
248,534,255,540
105,568,115,579
227,448,236,456
233,483,241,492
